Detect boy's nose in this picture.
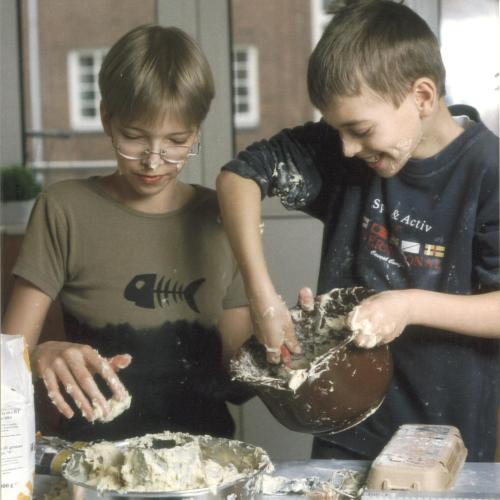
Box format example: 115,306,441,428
142,153,161,170
342,137,362,158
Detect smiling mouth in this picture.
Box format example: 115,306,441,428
361,155,384,168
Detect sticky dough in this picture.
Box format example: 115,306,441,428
76,431,271,493
91,392,132,423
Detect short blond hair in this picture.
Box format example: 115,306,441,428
99,24,214,128
308,0,446,110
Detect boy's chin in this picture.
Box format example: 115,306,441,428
374,160,405,178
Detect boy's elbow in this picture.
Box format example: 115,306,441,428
215,169,234,191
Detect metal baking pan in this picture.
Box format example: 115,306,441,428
61,435,272,499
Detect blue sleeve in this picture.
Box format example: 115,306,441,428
473,150,500,291
222,121,349,215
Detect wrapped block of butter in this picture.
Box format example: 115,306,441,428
366,424,467,492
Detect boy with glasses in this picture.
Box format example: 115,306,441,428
3,24,253,441
217,1,499,461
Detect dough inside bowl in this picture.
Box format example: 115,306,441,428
231,287,374,391
229,287,392,435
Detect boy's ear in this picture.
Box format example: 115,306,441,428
100,101,112,136
412,78,437,117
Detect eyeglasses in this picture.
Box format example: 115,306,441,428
113,139,200,165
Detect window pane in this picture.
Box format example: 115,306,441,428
79,56,94,66
235,51,247,62
81,107,96,117
80,73,95,83
80,91,95,100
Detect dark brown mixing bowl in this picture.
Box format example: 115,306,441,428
230,287,393,435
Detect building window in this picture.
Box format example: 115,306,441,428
68,49,107,130
311,0,334,118
311,0,334,47
232,46,259,129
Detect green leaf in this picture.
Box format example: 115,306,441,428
1,165,43,201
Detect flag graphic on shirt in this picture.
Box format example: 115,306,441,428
401,240,421,254
424,244,446,258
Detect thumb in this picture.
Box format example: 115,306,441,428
297,286,314,312
107,353,132,372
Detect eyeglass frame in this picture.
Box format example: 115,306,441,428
112,138,201,166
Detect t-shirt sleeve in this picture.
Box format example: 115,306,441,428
473,158,499,291
221,121,344,213
12,192,69,300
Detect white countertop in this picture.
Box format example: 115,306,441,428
34,459,500,499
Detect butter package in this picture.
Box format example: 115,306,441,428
1,334,36,500
366,424,467,492
35,436,87,476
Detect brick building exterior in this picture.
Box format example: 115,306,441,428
230,0,316,152
19,0,319,169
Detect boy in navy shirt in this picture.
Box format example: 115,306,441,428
217,0,499,461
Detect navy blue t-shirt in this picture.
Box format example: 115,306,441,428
222,118,499,461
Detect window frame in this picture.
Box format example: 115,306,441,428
232,45,260,129
311,0,334,48
68,48,107,131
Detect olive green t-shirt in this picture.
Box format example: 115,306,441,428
14,178,246,328
13,178,248,440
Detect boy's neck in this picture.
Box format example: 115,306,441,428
412,99,465,160
99,174,194,214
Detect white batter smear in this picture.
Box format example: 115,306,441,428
63,431,272,494
231,287,373,391
91,392,132,423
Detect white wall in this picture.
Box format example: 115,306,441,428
156,0,326,459
230,215,323,460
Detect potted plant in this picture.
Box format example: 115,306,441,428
1,165,42,227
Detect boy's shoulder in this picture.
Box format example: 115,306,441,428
428,120,498,173
42,178,94,199
38,178,98,208
460,121,498,170
190,184,219,212
464,118,497,142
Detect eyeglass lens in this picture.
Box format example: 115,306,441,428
118,141,198,161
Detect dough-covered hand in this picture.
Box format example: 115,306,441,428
249,288,301,364
107,353,133,372
32,341,131,421
296,286,315,312
347,290,411,348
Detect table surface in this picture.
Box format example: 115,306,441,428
34,460,500,499
262,460,500,499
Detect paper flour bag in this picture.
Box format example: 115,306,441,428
1,334,35,500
